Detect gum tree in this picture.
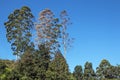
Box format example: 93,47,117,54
60,10,73,58
4,6,34,58
35,9,61,54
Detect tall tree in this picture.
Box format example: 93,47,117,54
73,65,83,80
35,9,61,53
60,10,73,58
36,9,73,58
96,59,111,79
4,6,34,57
83,62,96,80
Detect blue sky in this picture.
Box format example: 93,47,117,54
0,0,120,72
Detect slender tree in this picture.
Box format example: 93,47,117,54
60,10,73,58
36,9,73,58
4,6,34,58
35,9,61,53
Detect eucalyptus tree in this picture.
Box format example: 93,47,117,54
35,9,73,79
60,10,73,58
35,9,61,54
36,9,73,58
4,6,34,58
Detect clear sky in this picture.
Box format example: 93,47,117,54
0,0,120,72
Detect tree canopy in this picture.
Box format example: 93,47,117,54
4,6,34,57
1,6,119,80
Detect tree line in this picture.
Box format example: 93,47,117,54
0,6,119,80
73,59,120,80
0,58,120,80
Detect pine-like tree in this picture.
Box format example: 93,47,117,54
83,62,96,80
33,44,51,80
96,59,111,79
46,50,70,80
73,65,83,80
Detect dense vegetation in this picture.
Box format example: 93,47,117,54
73,60,120,80
0,58,120,80
0,6,120,80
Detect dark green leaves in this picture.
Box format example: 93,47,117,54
73,65,83,80
4,6,34,56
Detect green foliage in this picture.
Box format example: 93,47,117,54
3,7,72,80
4,6,34,56
17,51,35,79
69,73,76,80
0,60,6,75
33,45,51,80
0,58,120,80
96,59,111,79
73,65,83,80
0,59,17,80
7,69,20,80
46,51,70,80
96,59,120,80
83,62,96,80
2,6,120,80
